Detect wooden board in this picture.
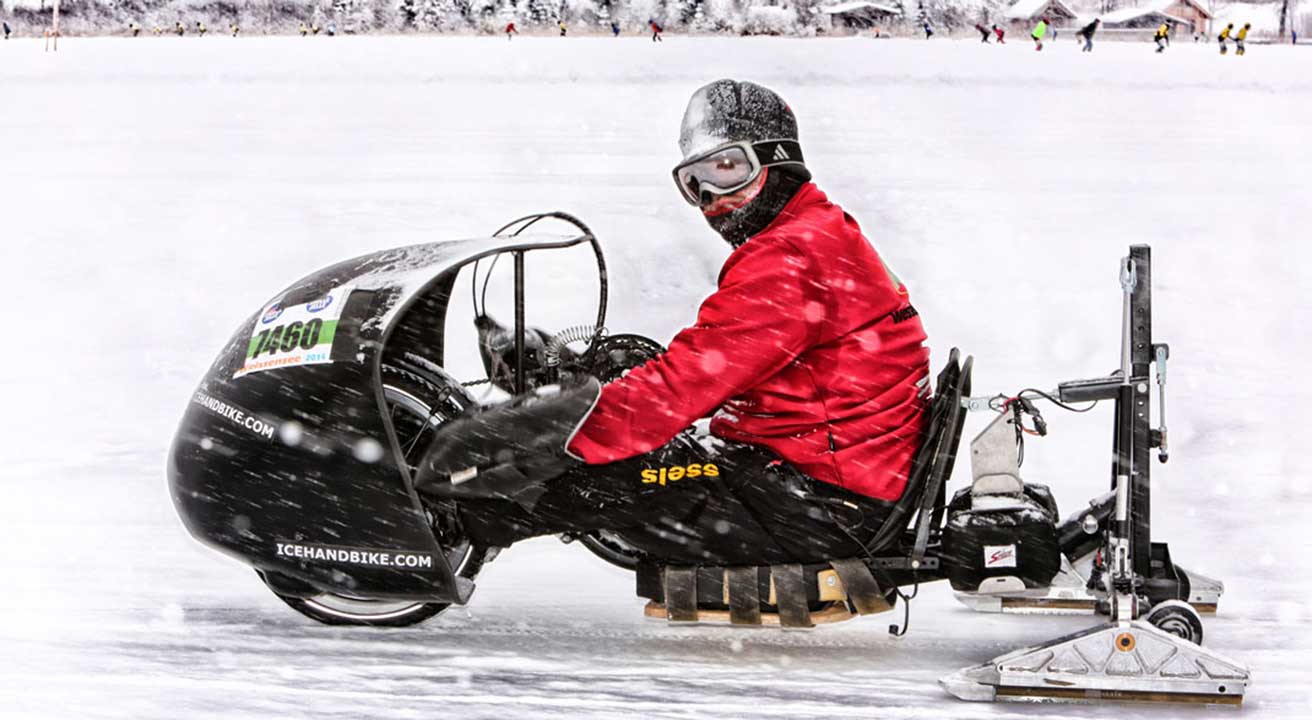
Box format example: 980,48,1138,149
643,601,855,627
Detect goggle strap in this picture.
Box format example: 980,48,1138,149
750,140,805,168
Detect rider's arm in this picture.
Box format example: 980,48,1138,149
567,237,824,463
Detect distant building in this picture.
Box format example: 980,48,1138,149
816,1,903,32
1004,0,1079,31
1095,0,1211,35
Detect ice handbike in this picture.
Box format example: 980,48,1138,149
168,215,1250,705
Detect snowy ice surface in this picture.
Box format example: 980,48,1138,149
2,35,1310,719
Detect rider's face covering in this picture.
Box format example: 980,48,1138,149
702,167,806,248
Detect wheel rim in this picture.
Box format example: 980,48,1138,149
1155,614,1197,641
288,379,473,622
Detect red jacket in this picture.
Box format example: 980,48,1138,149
567,183,930,501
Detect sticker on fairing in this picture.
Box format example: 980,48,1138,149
983,544,1017,569
276,541,435,569
235,286,352,378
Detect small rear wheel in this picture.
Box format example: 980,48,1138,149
263,360,486,627
1144,599,1204,644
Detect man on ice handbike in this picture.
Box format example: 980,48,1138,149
418,79,931,569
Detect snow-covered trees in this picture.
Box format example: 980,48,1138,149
1,0,1004,35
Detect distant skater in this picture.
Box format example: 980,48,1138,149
1236,22,1249,55
558,20,567,36
1153,22,1169,52
993,24,1005,43
975,23,990,42
1031,17,1048,51
128,21,141,37
175,21,185,36
299,22,308,36
2,21,10,40
505,21,517,40
230,23,239,36
650,19,663,41
196,21,206,37
1078,18,1099,52
611,21,620,37
923,20,934,39
1218,22,1233,54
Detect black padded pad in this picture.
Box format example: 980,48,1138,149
830,558,893,615
771,564,813,628
725,566,762,625
663,566,699,622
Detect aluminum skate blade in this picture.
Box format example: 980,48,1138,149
1000,597,1098,614
954,592,1098,615
941,621,1249,707
995,685,1243,705
1176,564,1225,611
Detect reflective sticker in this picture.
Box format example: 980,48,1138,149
984,544,1017,568
236,285,352,378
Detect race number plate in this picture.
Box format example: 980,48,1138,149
234,286,352,378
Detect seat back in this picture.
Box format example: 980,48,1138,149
866,349,973,555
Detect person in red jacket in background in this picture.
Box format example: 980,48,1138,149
421,80,930,564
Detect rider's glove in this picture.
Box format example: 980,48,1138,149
413,376,600,511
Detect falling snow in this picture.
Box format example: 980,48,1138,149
1,35,1309,719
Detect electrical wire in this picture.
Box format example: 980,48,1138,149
819,500,918,637
1014,387,1098,413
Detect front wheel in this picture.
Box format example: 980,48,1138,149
263,360,486,627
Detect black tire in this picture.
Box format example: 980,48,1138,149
263,360,487,627
1144,599,1204,644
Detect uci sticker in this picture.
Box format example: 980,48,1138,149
235,285,352,378
983,544,1017,569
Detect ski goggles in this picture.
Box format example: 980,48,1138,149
672,139,805,206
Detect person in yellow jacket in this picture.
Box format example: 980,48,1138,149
1236,22,1250,55
1154,22,1170,52
1218,22,1233,54
299,22,309,36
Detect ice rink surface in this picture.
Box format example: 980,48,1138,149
1,35,1310,718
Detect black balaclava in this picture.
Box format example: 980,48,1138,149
677,79,811,248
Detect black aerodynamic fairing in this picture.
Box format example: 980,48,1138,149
167,231,592,603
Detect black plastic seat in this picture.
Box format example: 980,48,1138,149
865,348,973,557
